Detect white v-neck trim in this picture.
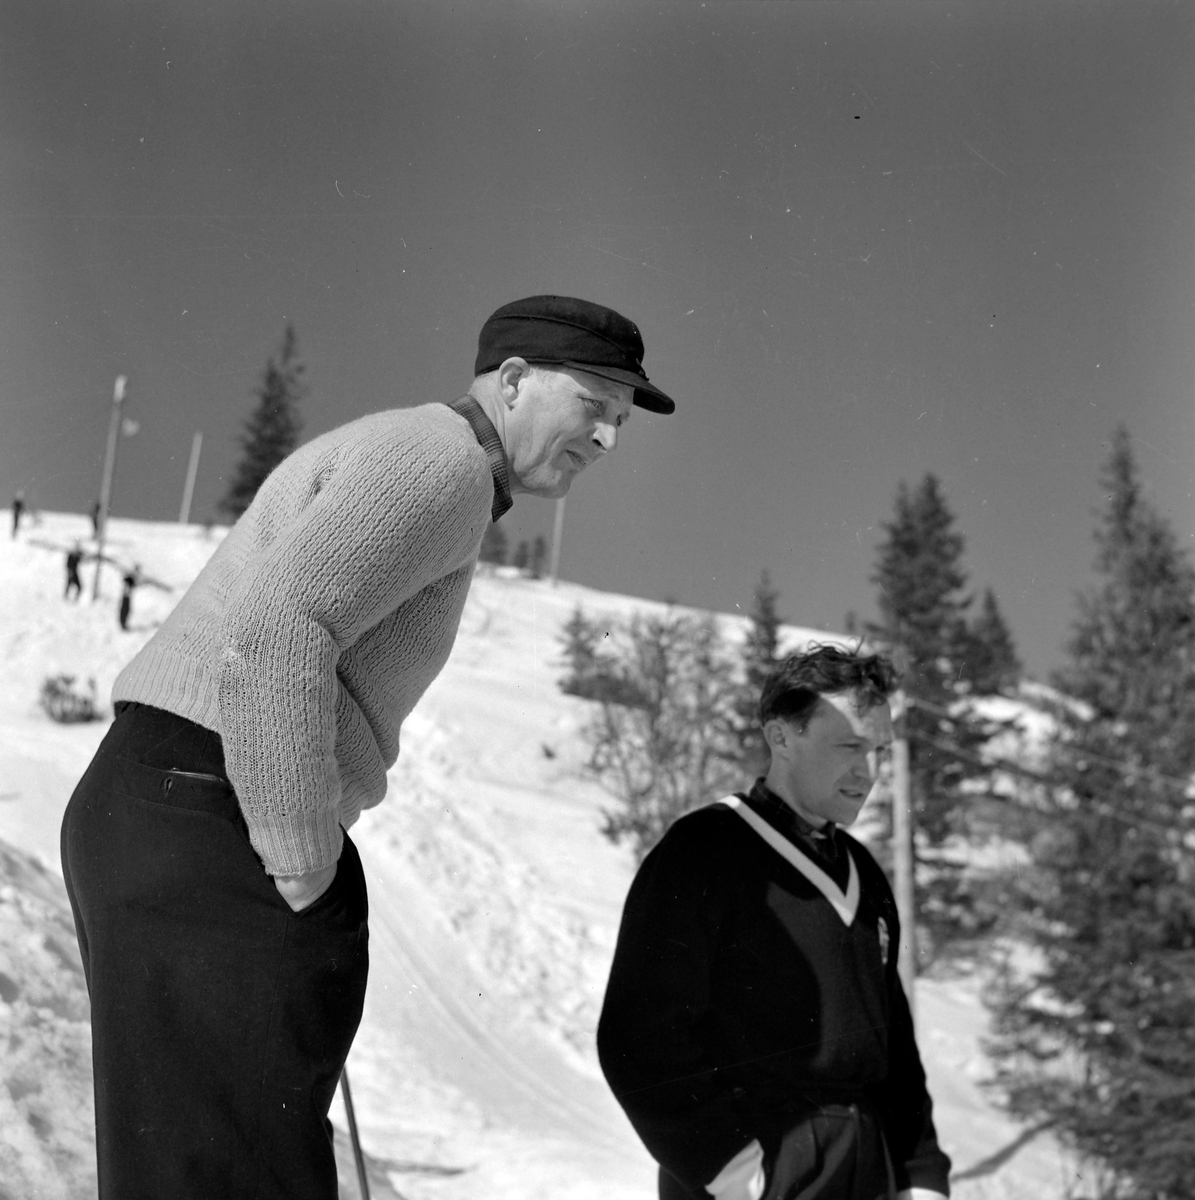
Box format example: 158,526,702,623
719,796,860,927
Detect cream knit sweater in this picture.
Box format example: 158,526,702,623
113,403,494,876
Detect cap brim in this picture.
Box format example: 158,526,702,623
552,360,676,415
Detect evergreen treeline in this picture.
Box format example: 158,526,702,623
559,476,1020,872
557,428,1193,1193
479,527,548,578
990,427,1195,1198
867,473,1022,946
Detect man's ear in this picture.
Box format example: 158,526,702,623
495,357,532,409
762,718,794,756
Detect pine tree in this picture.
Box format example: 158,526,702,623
734,571,784,776
869,474,981,843
559,606,604,696
743,571,783,694
963,587,1022,694
991,427,1195,1198
868,474,1018,949
220,325,306,520
558,606,644,708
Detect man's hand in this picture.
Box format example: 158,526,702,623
273,861,338,912
896,1190,948,1200
706,1139,765,1200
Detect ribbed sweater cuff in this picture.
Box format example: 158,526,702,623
246,807,345,877
898,1161,951,1197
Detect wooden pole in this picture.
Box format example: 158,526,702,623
549,495,566,585
91,375,127,602
340,1068,370,1200
178,432,203,524
890,688,917,1021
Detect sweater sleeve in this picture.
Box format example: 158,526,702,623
216,419,491,875
864,858,952,1196
597,813,757,1192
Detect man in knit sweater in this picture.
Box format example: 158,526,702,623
598,646,951,1200
61,295,676,1199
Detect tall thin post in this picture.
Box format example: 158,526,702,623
340,1068,370,1200
91,375,127,602
549,495,566,585
178,432,203,524
890,688,917,1021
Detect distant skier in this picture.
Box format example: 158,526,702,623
11,491,24,538
65,544,85,601
90,500,102,538
118,565,139,630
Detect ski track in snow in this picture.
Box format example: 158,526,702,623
0,512,1081,1199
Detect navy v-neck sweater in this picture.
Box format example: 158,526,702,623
597,797,951,1196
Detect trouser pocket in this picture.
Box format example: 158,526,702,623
764,1105,893,1200
62,748,368,1200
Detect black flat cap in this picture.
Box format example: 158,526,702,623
475,294,675,414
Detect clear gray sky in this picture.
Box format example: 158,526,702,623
3,0,1193,676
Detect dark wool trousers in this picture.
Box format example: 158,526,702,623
659,1104,895,1200
61,704,369,1200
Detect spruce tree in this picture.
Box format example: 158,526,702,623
559,606,603,696
220,325,306,521
557,605,647,710
992,427,1195,1197
735,571,783,776
869,474,981,842
964,587,1022,694
868,474,1019,948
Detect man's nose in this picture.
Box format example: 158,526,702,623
592,422,618,453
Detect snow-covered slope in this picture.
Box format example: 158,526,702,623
0,512,1078,1198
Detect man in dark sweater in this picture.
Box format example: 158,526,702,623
598,646,950,1200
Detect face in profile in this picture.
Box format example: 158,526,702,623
504,364,633,499
770,691,893,827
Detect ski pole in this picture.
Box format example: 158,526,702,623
340,1067,371,1200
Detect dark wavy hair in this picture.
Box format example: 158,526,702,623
757,643,897,730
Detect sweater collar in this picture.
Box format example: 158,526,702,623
445,395,513,523
745,778,847,883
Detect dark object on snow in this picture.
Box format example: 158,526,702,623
11,491,24,538
118,567,139,630
40,675,102,723
65,546,84,601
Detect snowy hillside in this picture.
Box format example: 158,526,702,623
0,512,1078,1198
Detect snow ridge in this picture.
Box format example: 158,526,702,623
0,511,1074,1199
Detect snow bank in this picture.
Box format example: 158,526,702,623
0,839,94,1200
0,512,1080,1198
